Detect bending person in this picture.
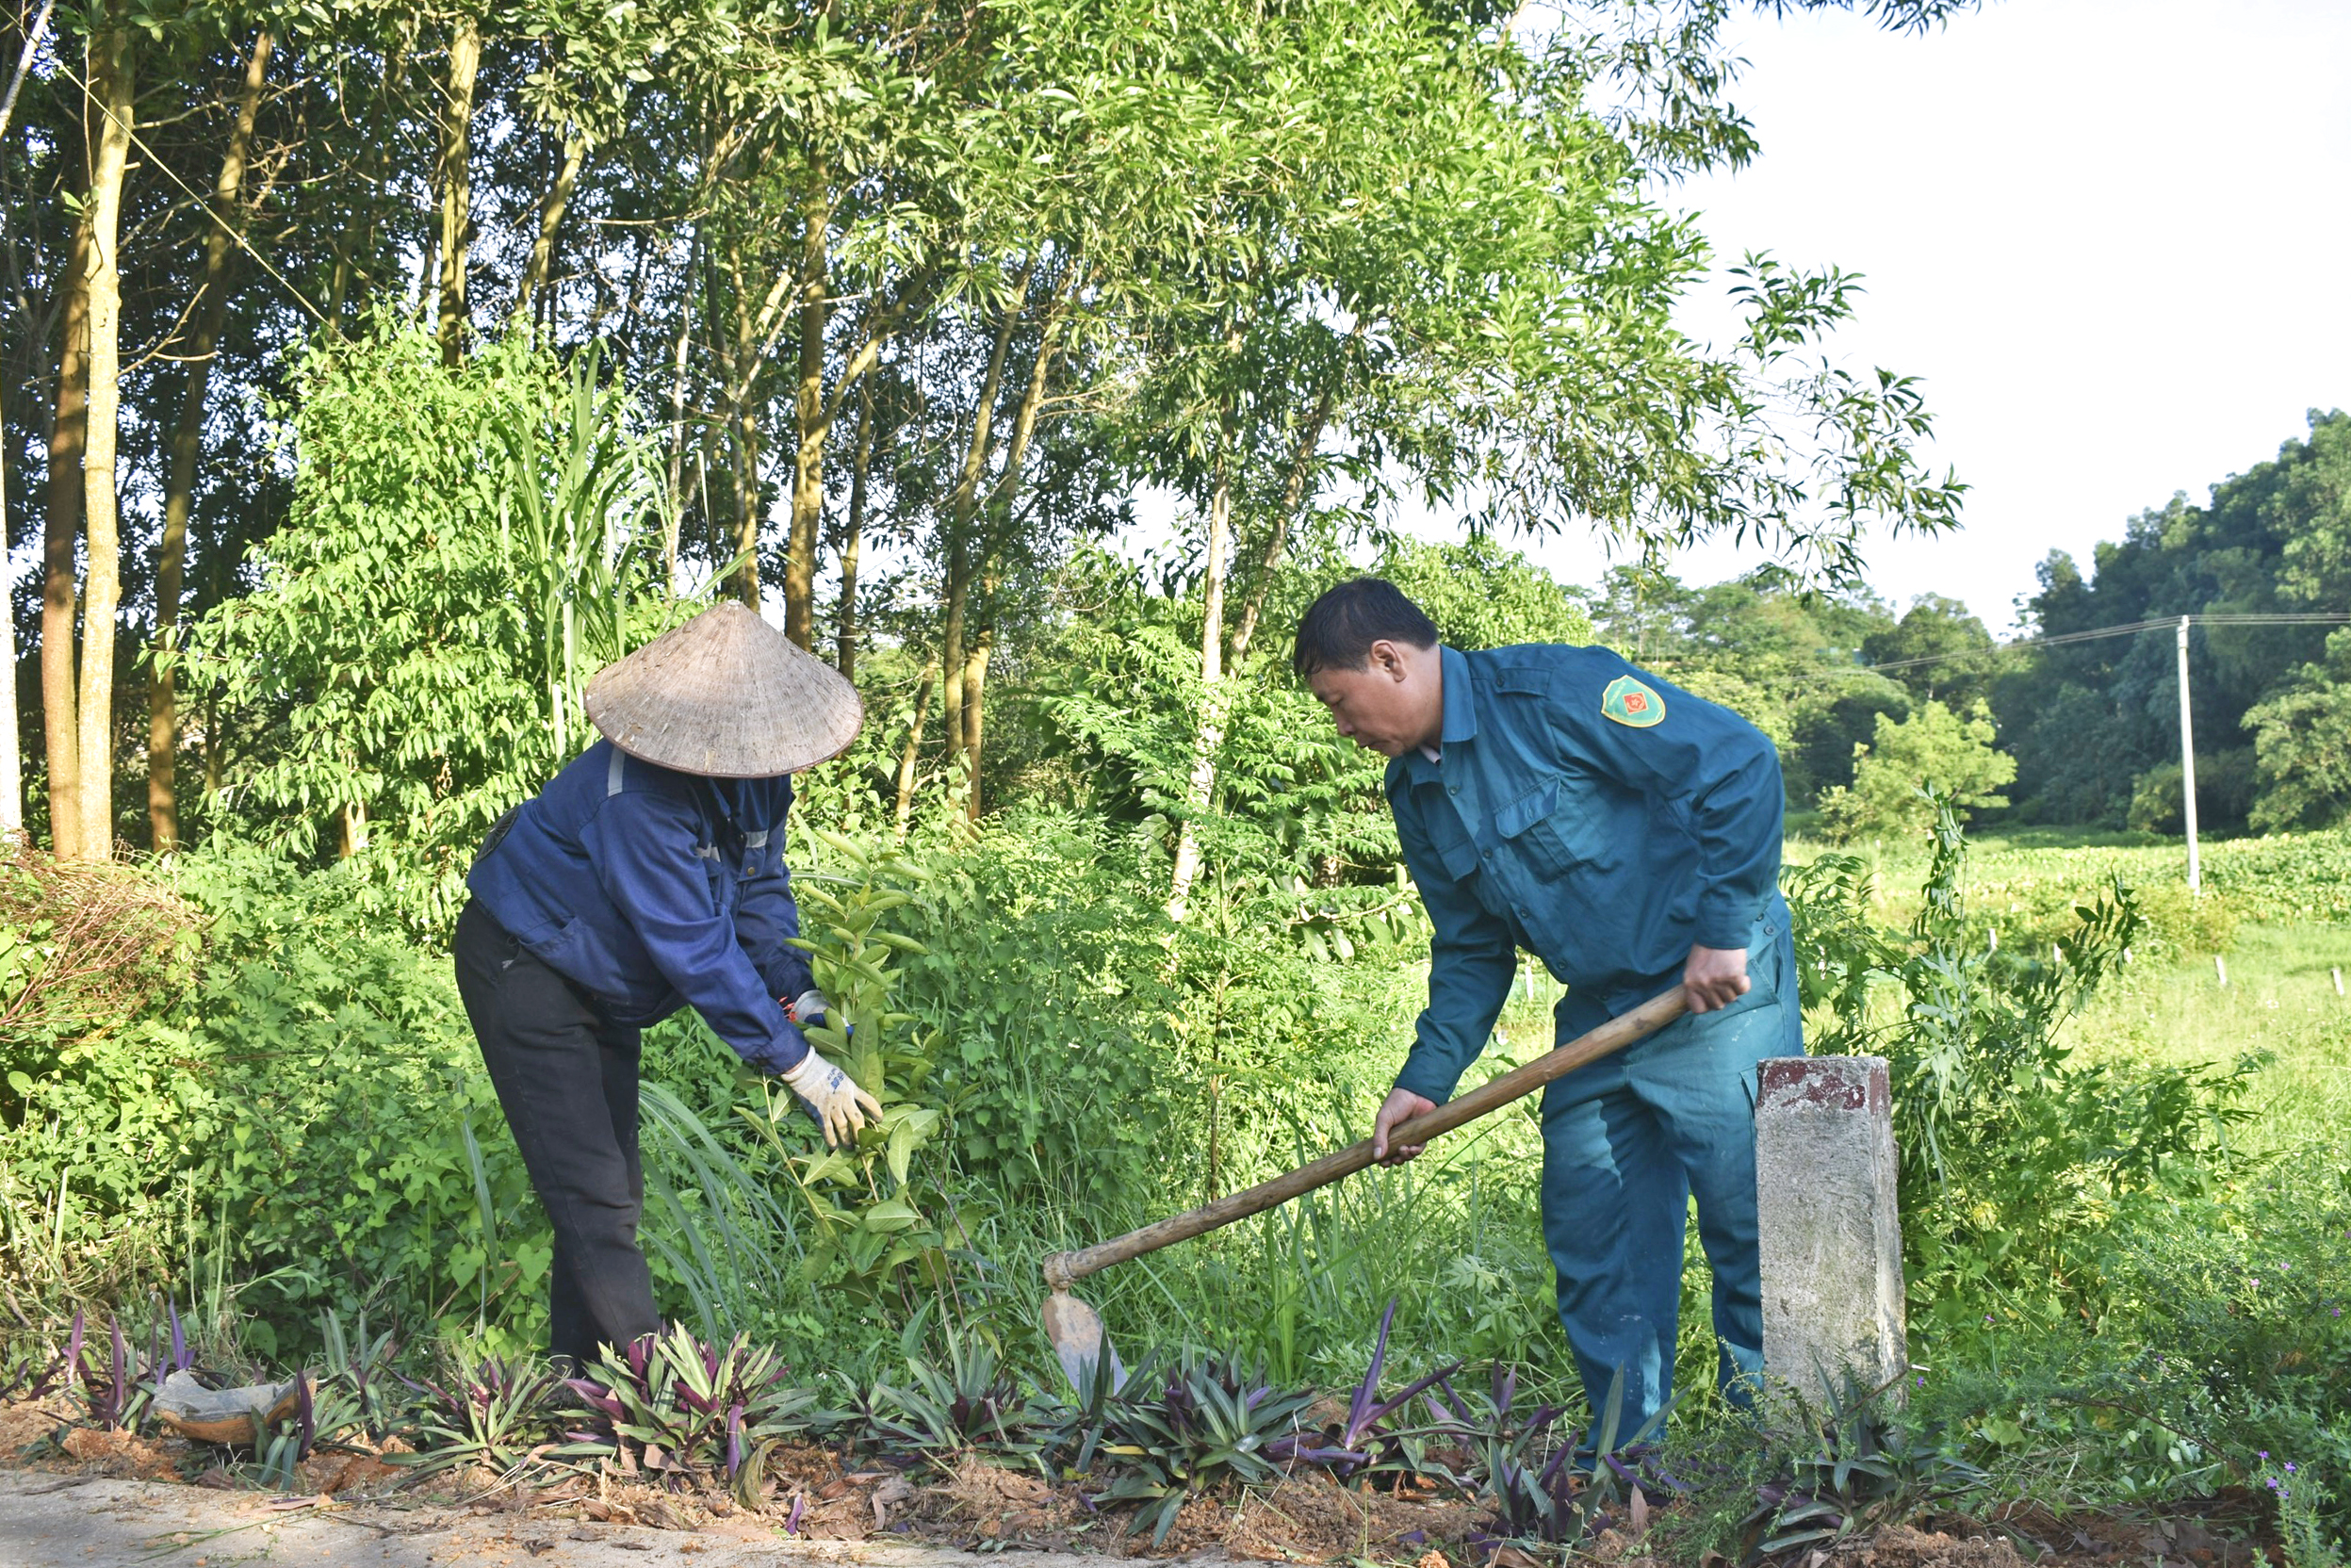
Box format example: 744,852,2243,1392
455,601,878,1366
1296,579,1799,1437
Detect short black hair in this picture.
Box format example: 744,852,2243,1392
1293,578,1439,678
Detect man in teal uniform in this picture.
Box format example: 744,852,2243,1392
1295,579,1799,1433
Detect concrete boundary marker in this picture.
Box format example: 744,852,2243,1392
1755,1055,1910,1408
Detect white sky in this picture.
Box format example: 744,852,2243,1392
1534,0,2351,633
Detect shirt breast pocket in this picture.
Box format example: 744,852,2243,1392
1495,777,1605,881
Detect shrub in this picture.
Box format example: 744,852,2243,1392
1788,793,2257,1324
1818,700,2016,843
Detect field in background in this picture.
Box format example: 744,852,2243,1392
1789,825,2351,1160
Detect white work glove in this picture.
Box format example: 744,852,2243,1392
789,989,830,1029
778,1048,881,1149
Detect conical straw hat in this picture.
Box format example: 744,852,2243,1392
584,601,865,777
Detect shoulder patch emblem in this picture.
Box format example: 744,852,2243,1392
1601,675,1665,728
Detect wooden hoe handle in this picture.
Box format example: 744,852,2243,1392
1042,984,1690,1290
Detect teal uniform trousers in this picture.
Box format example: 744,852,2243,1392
1385,644,1797,1433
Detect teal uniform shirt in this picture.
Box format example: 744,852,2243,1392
1386,644,1785,1104
1382,643,1792,1429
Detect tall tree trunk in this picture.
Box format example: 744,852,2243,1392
414,220,438,321
836,379,871,678
662,230,698,511
0,385,14,841
783,168,829,647
958,284,1069,817
717,233,792,610
939,269,1029,761
959,632,991,819
150,27,269,854
727,374,761,609
41,217,89,860
939,538,968,764
73,1,133,861
0,393,13,840
891,652,937,844
433,16,481,368
334,34,405,331
514,127,583,326
1167,409,1236,920
1228,376,1339,671
0,0,60,840
659,227,700,596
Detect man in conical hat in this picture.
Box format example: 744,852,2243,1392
455,601,879,1367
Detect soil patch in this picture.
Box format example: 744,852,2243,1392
1217,1474,1486,1560
0,1395,2290,1568
1839,1524,2029,1568
0,1395,70,1461
57,1425,185,1481
1935,1494,2282,1568
897,1454,1101,1551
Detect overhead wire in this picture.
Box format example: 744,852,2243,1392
1758,611,2351,685
42,36,328,326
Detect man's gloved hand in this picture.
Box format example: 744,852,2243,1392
788,989,831,1029
778,1048,882,1148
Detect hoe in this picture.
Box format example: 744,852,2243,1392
1041,984,1691,1391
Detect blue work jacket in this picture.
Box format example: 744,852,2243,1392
1389,645,1784,1105
467,739,816,1074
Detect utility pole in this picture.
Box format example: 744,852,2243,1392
2177,615,2200,894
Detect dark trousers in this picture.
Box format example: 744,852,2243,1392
452,901,661,1365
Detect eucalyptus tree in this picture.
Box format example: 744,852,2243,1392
147,23,270,852
901,0,1335,815
1126,0,1969,917
653,0,980,635
0,0,57,841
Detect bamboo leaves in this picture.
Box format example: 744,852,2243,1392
494,344,675,755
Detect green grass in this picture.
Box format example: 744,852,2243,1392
1803,822,2351,1159
2065,921,2351,1159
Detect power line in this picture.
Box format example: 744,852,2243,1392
45,41,327,327
1805,611,2351,682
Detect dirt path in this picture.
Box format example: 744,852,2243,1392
0,1473,1254,1568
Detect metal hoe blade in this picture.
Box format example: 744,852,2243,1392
1042,1286,1124,1395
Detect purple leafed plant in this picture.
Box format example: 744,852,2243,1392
294,1371,316,1460
167,1301,190,1374
568,1326,814,1490
63,1308,86,1395
1266,1300,1461,1481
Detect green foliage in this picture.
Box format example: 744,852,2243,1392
2091,1170,2351,1547
1788,795,2256,1319
0,843,547,1354
860,1315,1045,1467
2000,411,2351,830
893,813,1172,1215
1860,595,1998,711
180,322,687,924
1589,564,1912,806
737,830,954,1296
1816,701,2016,842
2247,629,2351,831
1744,1384,1985,1557
1093,1348,1323,1543
399,1354,596,1480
